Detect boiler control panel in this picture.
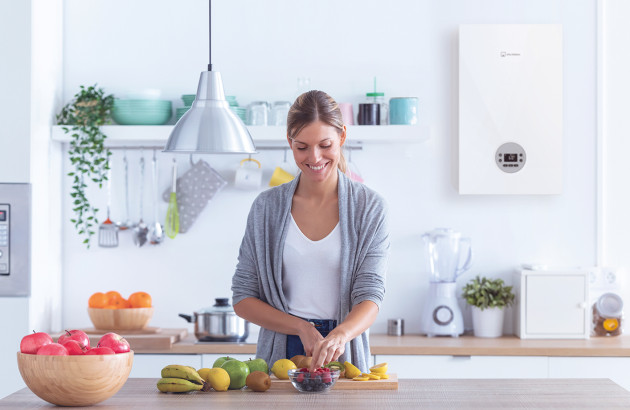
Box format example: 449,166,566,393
0,183,30,296
0,205,9,274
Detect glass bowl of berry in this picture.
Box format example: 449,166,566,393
287,367,340,393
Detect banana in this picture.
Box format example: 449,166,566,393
161,365,210,391
157,378,204,393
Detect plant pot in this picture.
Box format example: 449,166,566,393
471,306,505,338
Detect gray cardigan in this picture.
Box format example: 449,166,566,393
231,170,389,372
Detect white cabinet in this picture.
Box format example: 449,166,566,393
549,357,630,391
201,354,252,368
374,355,548,379
129,354,203,378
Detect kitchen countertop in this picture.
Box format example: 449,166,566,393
3,378,630,408
134,333,630,357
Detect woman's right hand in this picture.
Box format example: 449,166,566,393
297,320,324,356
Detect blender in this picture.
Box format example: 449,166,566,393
420,228,473,337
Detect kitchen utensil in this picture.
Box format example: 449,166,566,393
149,150,164,245
357,103,380,125
270,101,291,126
345,147,364,183
234,157,262,190
179,298,249,342
419,228,472,337
389,97,419,125
287,368,341,393
339,103,354,125
165,158,179,239
161,156,227,233
387,318,404,336
98,163,118,248
246,101,269,125
132,155,149,247
17,352,133,406
88,307,154,330
116,151,133,230
269,149,296,187
112,99,172,125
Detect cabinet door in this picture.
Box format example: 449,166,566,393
549,357,630,391
374,355,548,379
201,354,252,368
526,274,587,336
130,354,202,378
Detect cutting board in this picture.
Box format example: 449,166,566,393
82,327,162,335
54,328,187,350
270,374,398,390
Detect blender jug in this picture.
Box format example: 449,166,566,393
422,228,473,283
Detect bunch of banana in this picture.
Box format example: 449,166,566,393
157,364,210,393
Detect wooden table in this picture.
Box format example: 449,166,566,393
2,378,630,409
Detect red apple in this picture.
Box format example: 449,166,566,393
85,346,115,355
20,331,53,354
36,343,69,355
97,332,130,354
58,329,90,349
61,340,87,355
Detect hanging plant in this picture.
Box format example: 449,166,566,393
57,85,114,248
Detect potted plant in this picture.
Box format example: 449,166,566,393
462,276,515,338
57,85,114,248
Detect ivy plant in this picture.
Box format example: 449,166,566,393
57,85,114,248
462,276,515,310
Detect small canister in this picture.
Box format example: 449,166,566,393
387,318,404,336
592,293,623,337
389,97,419,125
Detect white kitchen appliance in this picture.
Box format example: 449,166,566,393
458,24,563,194
420,228,473,337
0,183,31,296
513,265,589,339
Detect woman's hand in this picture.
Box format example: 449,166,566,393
297,321,325,357
309,330,348,371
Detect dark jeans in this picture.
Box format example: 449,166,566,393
286,318,337,360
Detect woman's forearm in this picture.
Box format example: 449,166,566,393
330,300,379,343
233,297,310,336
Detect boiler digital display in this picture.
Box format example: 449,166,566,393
503,153,518,162
0,210,5,221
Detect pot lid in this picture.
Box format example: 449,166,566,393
197,297,234,314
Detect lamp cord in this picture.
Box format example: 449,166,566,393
208,0,212,71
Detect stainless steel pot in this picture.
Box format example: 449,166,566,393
179,298,249,342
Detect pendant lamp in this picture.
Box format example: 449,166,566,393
163,0,256,154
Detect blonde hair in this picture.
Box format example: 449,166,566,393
287,90,347,173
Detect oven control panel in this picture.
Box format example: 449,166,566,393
0,205,8,275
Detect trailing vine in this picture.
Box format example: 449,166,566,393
57,85,114,248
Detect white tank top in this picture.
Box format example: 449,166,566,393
282,214,341,320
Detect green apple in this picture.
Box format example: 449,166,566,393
221,359,250,390
244,357,268,374
212,356,233,368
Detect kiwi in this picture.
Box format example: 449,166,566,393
246,371,271,392
289,354,306,367
324,361,346,377
300,356,313,369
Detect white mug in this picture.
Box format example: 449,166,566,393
234,158,263,190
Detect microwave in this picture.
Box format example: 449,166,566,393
513,267,590,339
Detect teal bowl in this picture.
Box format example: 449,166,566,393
114,99,172,110
181,94,196,106
112,107,172,125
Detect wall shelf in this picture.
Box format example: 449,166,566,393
51,125,431,147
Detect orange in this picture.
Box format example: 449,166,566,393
110,298,131,309
128,291,152,308
88,292,107,308
105,290,124,305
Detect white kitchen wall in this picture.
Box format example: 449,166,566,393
59,0,598,336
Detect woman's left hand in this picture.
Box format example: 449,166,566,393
309,330,347,371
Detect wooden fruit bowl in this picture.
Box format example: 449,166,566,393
17,351,134,406
88,307,154,331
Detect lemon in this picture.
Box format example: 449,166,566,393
379,374,390,379
343,361,361,379
271,359,296,380
369,362,388,374
352,376,369,381
362,372,381,380
197,368,212,382
204,368,231,392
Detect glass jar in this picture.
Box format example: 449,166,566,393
591,293,623,337
366,92,388,125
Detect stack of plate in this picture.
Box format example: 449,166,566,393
226,96,246,122
112,99,172,125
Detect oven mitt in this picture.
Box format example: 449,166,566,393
162,159,227,233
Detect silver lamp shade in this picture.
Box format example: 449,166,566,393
163,71,256,154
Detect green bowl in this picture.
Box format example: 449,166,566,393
112,107,172,125
114,99,172,110
182,94,196,105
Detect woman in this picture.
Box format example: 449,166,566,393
231,90,389,372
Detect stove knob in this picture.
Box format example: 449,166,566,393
433,305,454,325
